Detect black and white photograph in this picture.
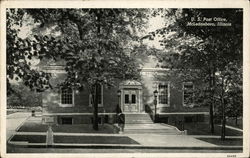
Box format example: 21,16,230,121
1,0,249,157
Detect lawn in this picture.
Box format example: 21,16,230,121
18,121,48,132
7,111,16,115
17,117,117,133
10,135,46,143
226,117,242,129
7,109,27,115
52,124,117,133
54,135,139,144
196,138,243,146
184,123,242,136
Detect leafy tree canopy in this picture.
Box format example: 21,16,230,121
7,9,150,94
7,9,52,95
144,9,242,72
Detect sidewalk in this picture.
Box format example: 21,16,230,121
6,112,31,141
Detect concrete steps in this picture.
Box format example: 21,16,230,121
123,123,182,135
124,129,181,134
125,114,154,124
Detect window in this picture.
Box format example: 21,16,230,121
60,88,74,107
61,117,73,125
184,116,193,123
91,117,103,124
157,83,170,107
183,82,194,107
89,84,103,107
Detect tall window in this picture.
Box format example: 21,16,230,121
89,84,103,107
158,83,169,106
60,88,73,107
183,82,194,107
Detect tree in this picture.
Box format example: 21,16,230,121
215,61,242,139
6,9,52,95
225,87,243,126
7,82,42,108
144,9,243,137
7,9,149,130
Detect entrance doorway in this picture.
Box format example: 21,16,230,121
119,80,142,113
123,89,138,112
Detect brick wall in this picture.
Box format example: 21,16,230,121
141,69,209,113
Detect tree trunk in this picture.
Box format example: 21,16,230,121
93,84,99,130
221,117,226,140
209,103,214,133
221,79,226,140
209,68,214,134
92,11,102,131
235,116,238,126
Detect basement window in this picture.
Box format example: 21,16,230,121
61,117,73,125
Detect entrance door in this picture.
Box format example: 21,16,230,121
123,89,138,112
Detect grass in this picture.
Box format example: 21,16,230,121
7,109,28,115
54,135,139,144
52,124,117,133
184,123,243,136
226,117,242,129
196,138,243,146
18,121,48,132
10,135,46,143
7,111,16,115
17,117,117,133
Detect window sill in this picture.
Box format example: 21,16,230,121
59,104,74,108
183,104,195,108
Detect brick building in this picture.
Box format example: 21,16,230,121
41,56,209,127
